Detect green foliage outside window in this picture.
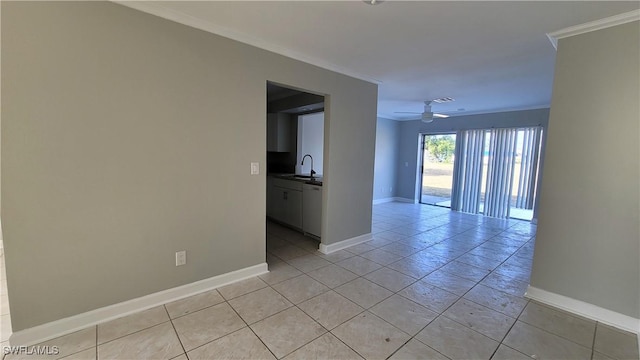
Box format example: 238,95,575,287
425,135,455,163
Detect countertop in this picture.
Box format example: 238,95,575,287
269,173,323,186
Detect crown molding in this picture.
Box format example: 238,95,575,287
112,1,382,85
547,9,640,49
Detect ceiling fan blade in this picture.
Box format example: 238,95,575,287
433,113,449,118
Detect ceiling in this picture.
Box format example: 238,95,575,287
133,1,639,120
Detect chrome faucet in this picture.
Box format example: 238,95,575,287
301,154,316,180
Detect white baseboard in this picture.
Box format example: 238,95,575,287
373,197,395,205
10,263,269,346
372,197,416,205
318,233,373,254
525,286,640,334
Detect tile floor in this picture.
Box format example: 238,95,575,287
0,246,11,351
2,202,639,359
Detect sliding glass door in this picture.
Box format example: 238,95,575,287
419,134,456,207
450,126,543,220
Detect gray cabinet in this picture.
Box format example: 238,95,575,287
303,184,322,237
268,177,302,229
267,113,290,152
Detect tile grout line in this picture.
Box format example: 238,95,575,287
267,212,535,358
164,305,188,359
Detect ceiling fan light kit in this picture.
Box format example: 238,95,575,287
394,99,451,122
363,0,384,5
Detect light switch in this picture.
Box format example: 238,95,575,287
251,162,260,175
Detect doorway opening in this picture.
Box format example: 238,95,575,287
419,133,456,207
265,82,326,257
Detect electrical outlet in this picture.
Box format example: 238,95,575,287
175,251,186,266
251,162,260,175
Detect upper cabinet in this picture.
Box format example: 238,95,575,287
267,113,291,152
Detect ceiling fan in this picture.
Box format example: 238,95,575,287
395,101,450,123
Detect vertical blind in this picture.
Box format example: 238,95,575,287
484,128,518,219
451,129,485,214
451,126,543,219
514,127,543,209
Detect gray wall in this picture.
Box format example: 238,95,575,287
530,22,639,318
373,117,400,201
396,109,550,204
1,2,377,331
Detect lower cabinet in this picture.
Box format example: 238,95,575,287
303,184,322,237
268,178,303,230
268,177,321,236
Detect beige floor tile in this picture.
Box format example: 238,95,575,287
455,253,503,270
266,253,283,265
379,242,419,257
37,327,96,359
217,277,268,300
272,274,329,304
307,264,358,288
286,254,331,273
593,323,640,360
374,231,407,242
422,270,477,296
164,289,225,319
370,295,438,335
97,306,168,344
315,249,356,263
97,322,183,360
228,287,292,324
415,316,499,360
335,278,393,309
490,345,531,360
5,328,96,360
172,302,245,351
480,273,528,298
443,299,515,341
345,243,377,255
518,301,596,348
259,262,303,285
298,291,363,330
336,256,383,276
251,307,326,359
386,258,440,279
267,235,290,249
0,295,9,315
358,249,403,266
439,261,491,282
1,314,12,341
397,280,460,313
503,321,591,360
283,333,363,360
294,238,321,252
269,245,310,261
170,354,188,360
187,327,275,360
491,262,531,283
463,284,528,318
388,339,450,360
59,348,96,360
332,312,410,359
364,267,416,292
366,238,395,248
